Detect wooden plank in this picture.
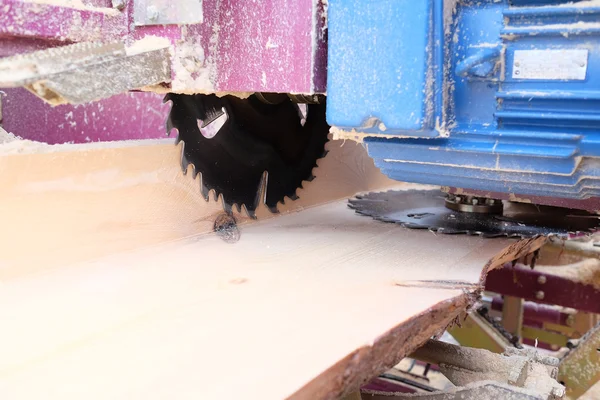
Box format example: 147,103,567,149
0,136,548,399
0,137,395,279
0,199,545,400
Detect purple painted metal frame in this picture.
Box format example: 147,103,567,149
0,0,328,143
485,265,600,315
1,88,169,144
0,0,328,94
0,0,127,42
490,297,572,327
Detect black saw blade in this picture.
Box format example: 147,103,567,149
348,190,600,238
165,93,329,217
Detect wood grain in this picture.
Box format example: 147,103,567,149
0,138,545,399
0,199,542,400
0,137,395,279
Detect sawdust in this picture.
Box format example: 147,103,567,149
170,24,217,93
126,36,171,55
330,127,432,143
538,0,600,8
0,125,173,155
0,125,50,154
320,0,329,33
535,259,600,291
20,0,119,15
441,0,459,136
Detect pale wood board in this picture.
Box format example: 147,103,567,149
0,138,546,399
0,200,541,400
0,138,394,279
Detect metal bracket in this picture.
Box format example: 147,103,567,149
133,0,203,26
0,40,171,105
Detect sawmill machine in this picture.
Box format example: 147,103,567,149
1,0,600,237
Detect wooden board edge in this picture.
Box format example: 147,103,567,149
290,293,471,400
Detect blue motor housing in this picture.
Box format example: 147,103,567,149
326,0,600,210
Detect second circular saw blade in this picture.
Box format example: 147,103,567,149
348,190,600,238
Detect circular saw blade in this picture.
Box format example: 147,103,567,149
348,190,600,238
165,93,329,217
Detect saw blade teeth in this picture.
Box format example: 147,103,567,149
191,164,199,179
222,200,233,215
200,182,210,202
165,115,175,136
242,204,257,220
349,189,600,239
180,154,190,174
167,94,331,219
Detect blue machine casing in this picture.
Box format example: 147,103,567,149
326,0,600,206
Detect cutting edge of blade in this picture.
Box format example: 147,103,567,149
348,189,598,239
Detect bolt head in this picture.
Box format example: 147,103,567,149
147,5,159,21
535,290,545,300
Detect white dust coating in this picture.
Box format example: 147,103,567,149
537,258,600,291
127,36,171,55
0,125,50,154
535,0,600,8
20,0,119,15
0,125,173,155
170,24,218,93
309,0,328,92
439,0,459,137
321,0,329,33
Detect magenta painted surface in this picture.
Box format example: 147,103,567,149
313,0,328,92
486,265,600,314
1,0,327,94
204,0,313,93
1,88,170,144
491,297,569,326
0,37,65,57
0,0,126,42
0,1,328,143
82,0,111,7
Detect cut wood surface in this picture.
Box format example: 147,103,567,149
0,137,394,279
0,200,539,400
0,137,545,399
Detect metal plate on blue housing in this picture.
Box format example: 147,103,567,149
326,0,600,206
